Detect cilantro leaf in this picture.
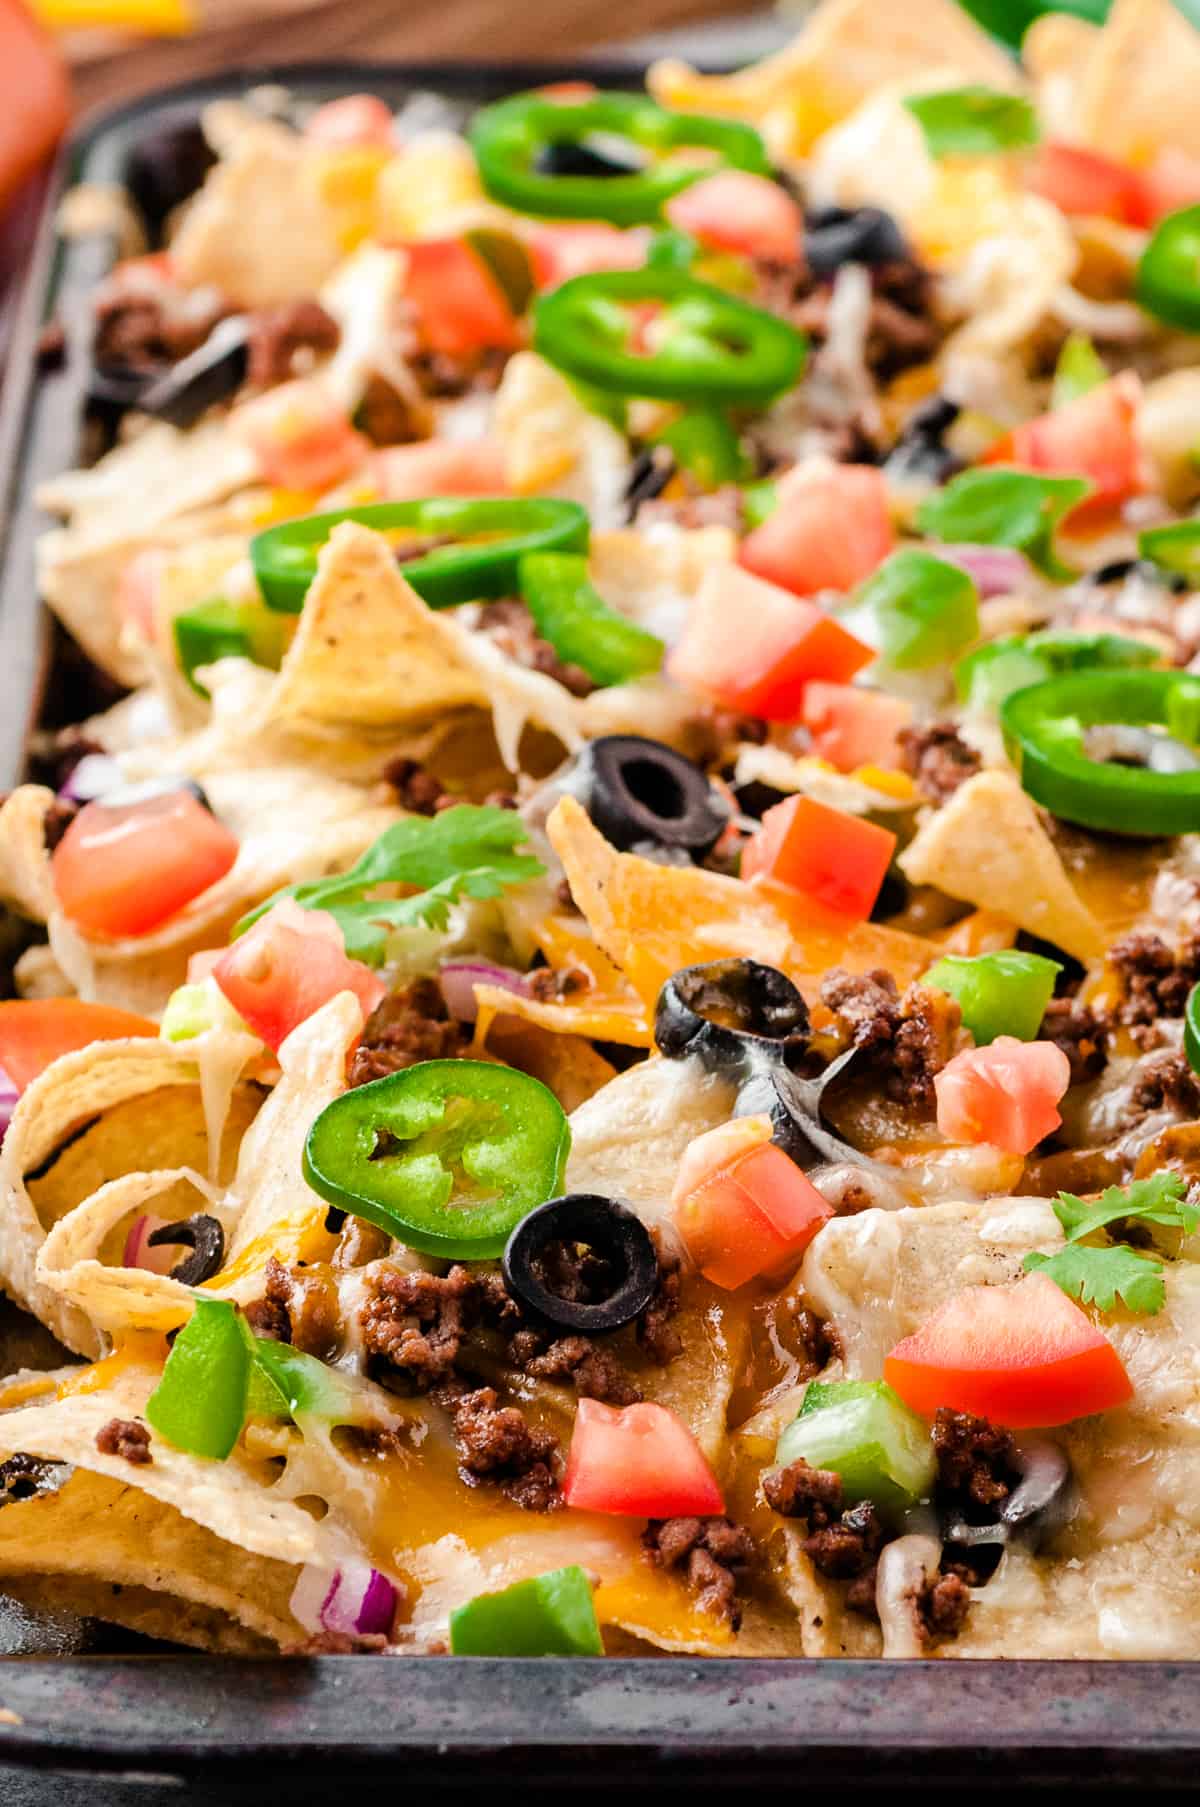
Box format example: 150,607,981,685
1024,1244,1166,1316
904,87,1039,159
915,469,1091,579
233,806,544,965
1053,1172,1200,1245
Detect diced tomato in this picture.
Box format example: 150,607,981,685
116,548,169,643
1027,141,1149,226
372,437,510,500
0,999,157,1092
213,900,386,1053
934,1036,1071,1156
739,465,894,598
665,171,803,265
304,94,395,150
232,380,369,493
1138,147,1200,225
525,222,650,290
801,682,912,773
883,1271,1133,1428
983,374,1144,516
562,1398,724,1517
741,794,897,920
403,239,522,360
671,1114,833,1289
52,791,239,940
0,0,70,215
668,564,873,722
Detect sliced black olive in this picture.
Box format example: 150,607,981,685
944,1440,1072,1551
138,316,250,428
147,1213,226,1286
885,394,964,486
655,958,810,1076
125,114,218,237
502,1193,658,1332
870,868,910,921
324,1206,347,1235
804,205,909,278
1087,556,1188,595
577,735,730,859
0,1453,72,1507
732,777,792,821
98,777,213,813
624,444,676,517
736,1045,865,1168
534,134,647,180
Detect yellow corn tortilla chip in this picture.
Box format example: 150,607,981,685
648,0,1020,156
494,352,632,528
1023,13,1103,139
898,769,1104,961
0,1571,278,1655
0,787,55,923
476,1013,616,1113
546,795,930,1014
172,121,343,307
1075,0,1200,163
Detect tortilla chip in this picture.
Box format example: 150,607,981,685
494,352,631,530
1074,0,1200,163
938,193,1078,355
648,0,1020,157
0,1571,277,1655
476,1013,617,1113
898,770,1104,961
172,121,343,307
1023,13,1103,139
546,795,930,1014
0,788,54,923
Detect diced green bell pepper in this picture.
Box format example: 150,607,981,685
923,948,1062,1045
654,407,752,488
845,549,979,671
449,1565,604,1655
145,1298,251,1461
173,596,287,697
1051,332,1107,409
775,1379,936,1519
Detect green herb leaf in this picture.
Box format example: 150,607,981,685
233,806,544,966
916,468,1091,578
904,86,1039,159
1052,333,1108,409
1052,1171,1200,1243
1024,1243,1166,1316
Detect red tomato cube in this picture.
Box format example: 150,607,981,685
665,170,803,265
52,791,239,940
884,1271,1133,1428
741,794,897,919
739,464,894,598
562,1398,724,1518
304,94,395,150
801,682,912,773
1027,141,1149,226
525,222,650,290
934,1036,1071,1156
0,999,157,1092
984,374,1143,516
232,380,368,493
213,900,386,1054
671,1115,833,1289
403,239,522,360
668,564,873,721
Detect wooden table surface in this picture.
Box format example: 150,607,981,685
66,0,764,115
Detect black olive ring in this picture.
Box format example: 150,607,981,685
577,735,730,861
655,958,811,1076
147,1213,226,1286
502,1193,658,1333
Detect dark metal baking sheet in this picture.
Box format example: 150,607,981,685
1,61,1199,1791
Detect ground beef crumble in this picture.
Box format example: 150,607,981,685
1130,1050,1200,1118
347,981,469,1089
435,1383,561,1512
898,722,981,804
245,298,340,388
762,1458,884,1610
0,1454,67,1504
643,1515,756,1628
932,1408,1017,1511
475,598,597,697
243,1254,293,1343
1038,998,1109,1084
919,1571,971,1641
517,1333,641,1406
381,756,458,815
526,964,591,1003
821,968,963,1109
1110,929,1200,1045
95,1418,152,1465
41,797,78,854
244,1255,338,1356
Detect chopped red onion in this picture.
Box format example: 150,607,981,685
439,959,530,1024
123,1212,179,1275
289,1559,397,1639
58,753,123,804
0,1065,18,1150
932,543,1031,599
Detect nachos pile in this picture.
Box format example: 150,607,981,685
7,0,1200,1659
